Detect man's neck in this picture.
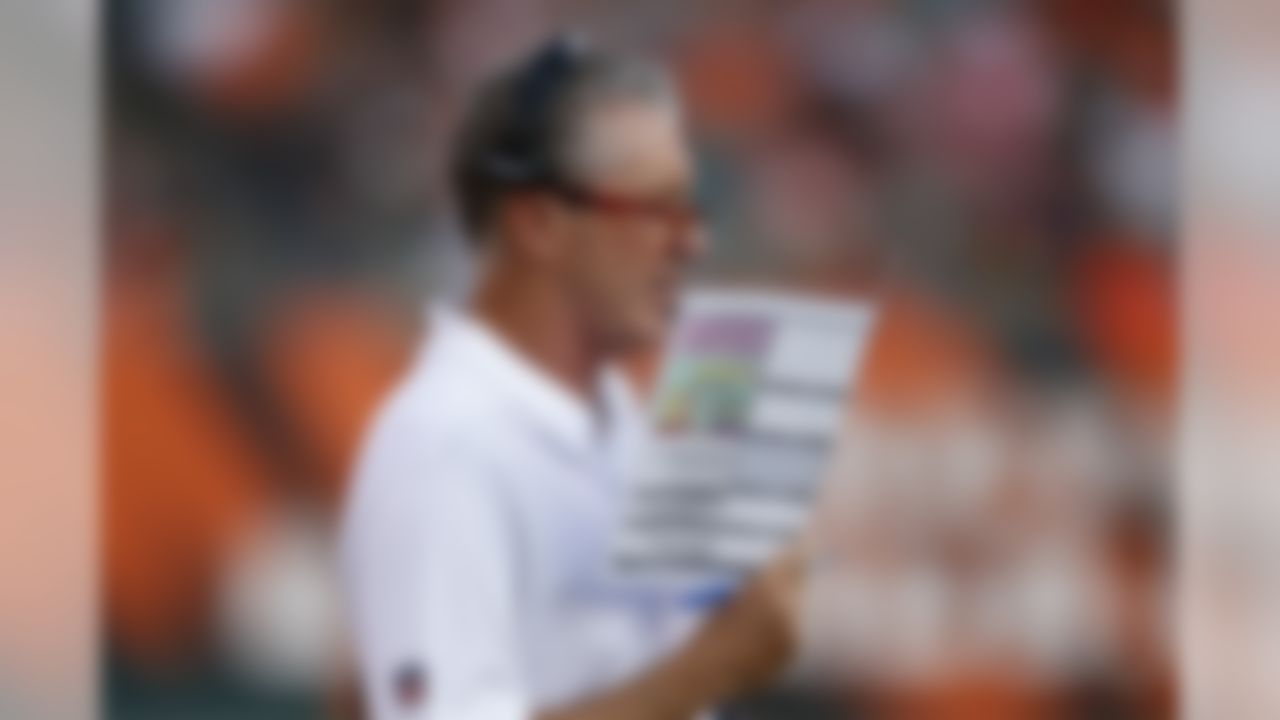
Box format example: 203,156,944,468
468,266,603,402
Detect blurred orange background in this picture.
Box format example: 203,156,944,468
103,0,1175,717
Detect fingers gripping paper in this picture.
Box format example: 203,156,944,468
613,289,875,595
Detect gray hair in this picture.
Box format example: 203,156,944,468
450,36,677,240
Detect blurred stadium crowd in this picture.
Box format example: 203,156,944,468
104,0,1175,717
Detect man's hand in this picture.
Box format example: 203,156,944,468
542,544,808,720
689,542,807,697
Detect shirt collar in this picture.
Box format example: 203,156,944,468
429,305,640,457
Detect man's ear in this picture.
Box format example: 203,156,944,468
496,192,570,264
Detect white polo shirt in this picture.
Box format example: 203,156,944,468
339,307,706,720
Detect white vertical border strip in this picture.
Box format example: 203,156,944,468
1182,0,1280,717
0,0,97,718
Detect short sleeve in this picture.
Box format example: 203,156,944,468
340,403,530,720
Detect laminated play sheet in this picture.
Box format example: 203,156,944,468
613,289,876,597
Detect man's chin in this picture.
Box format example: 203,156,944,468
609,313,667,356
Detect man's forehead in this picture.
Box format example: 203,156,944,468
570,99,691,193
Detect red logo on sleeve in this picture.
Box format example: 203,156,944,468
394,663,428,709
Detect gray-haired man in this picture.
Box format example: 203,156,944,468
340,37,803,720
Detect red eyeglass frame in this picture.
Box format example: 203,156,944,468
548,181,704,234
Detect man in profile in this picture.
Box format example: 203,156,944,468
340,36,803,720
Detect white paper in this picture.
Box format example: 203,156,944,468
613,288,876,594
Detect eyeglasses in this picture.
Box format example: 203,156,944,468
550,182,704,235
